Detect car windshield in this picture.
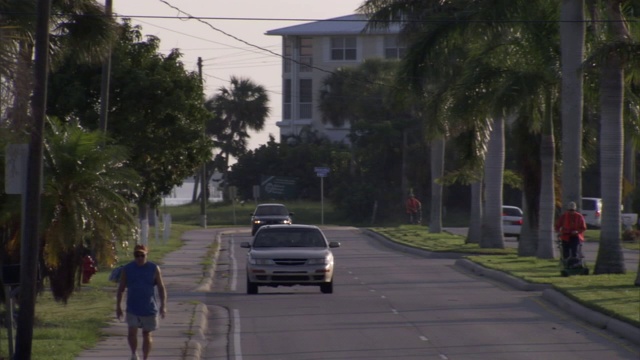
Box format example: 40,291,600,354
255,205,289,216
582,200,598,211
502,207,522,217
252,229,326,248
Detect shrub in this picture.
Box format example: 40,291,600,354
622,228,640,242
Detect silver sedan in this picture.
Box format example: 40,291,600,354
240,224,340,294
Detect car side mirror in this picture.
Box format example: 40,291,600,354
240,242,251,248
329,241,340,248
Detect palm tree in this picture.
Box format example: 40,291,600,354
205,76,270,200
560,0,586,212
42,119,139,302
591,0,634,274
1,0,117,131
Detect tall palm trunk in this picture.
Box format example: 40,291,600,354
401,128,409,207
537,91,556,259
595,0,626,274
466,180,482,244
429,137,444,233
480,116,505,249
560,0,585,210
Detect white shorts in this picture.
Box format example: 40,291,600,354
126,312,159,332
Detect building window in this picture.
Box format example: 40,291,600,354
299,37,313,72
330,36,357,61
284,38,292,73
299,79,312,119
384,35,406,60
283,79,291,120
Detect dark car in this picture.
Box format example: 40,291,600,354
250,203,293,235
241,224,340,294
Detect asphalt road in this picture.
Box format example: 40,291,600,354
202,227,639,360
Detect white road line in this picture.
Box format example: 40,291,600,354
230,237,237,291
439,354,449,360
233,308,243,360
419,336,429,341
391,308,398,315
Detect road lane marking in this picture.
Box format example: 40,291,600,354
230,237,237,291
233,308,243,360
419,336,429,341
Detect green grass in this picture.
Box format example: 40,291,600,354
163,200,349,227
372,225,516,255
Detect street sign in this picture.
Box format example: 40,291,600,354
314,166,330,177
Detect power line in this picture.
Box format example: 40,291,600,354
156,0,338,78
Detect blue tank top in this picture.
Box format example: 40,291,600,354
124,261,159,316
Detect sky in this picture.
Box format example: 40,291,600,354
109,0,365,150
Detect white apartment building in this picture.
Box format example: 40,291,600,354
266,14,403,143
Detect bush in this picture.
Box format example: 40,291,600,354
622,228,640,242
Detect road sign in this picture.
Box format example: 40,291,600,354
314,167,330,177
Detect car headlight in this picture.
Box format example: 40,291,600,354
307,257,330,265
249,258,273,265
283,219,292,224
253,220,262,225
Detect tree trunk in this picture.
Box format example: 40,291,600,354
595,57,625,273
401,128,409,208
429,137,445,233
622,139,635,212
518,195,538,256
560,0,585,210
537,91,556,259
191,173,200,203
466,180,482,244
480,116,505,249
595,1,626,274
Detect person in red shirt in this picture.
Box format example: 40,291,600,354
405,194,422,224
554,201,587,265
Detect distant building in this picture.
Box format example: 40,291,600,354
266,14,403,143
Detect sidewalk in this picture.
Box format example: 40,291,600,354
76,228,220,360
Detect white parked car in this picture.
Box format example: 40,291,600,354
581,197,602,228
502,205,523,239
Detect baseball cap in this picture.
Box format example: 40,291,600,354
133,244,148,255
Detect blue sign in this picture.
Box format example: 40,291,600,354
314,167,330,177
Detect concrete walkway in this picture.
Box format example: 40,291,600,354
76,228,222,360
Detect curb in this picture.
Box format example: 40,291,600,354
542,289,640,345
455,259,550,291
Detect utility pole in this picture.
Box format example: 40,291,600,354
98,0,113,132
198,57,207,228
14,0,51,358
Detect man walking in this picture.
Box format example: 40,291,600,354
116,244,167,360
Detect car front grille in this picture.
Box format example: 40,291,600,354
255,275,326,281
273,258,307,266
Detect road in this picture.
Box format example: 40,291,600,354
201,227,640,360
